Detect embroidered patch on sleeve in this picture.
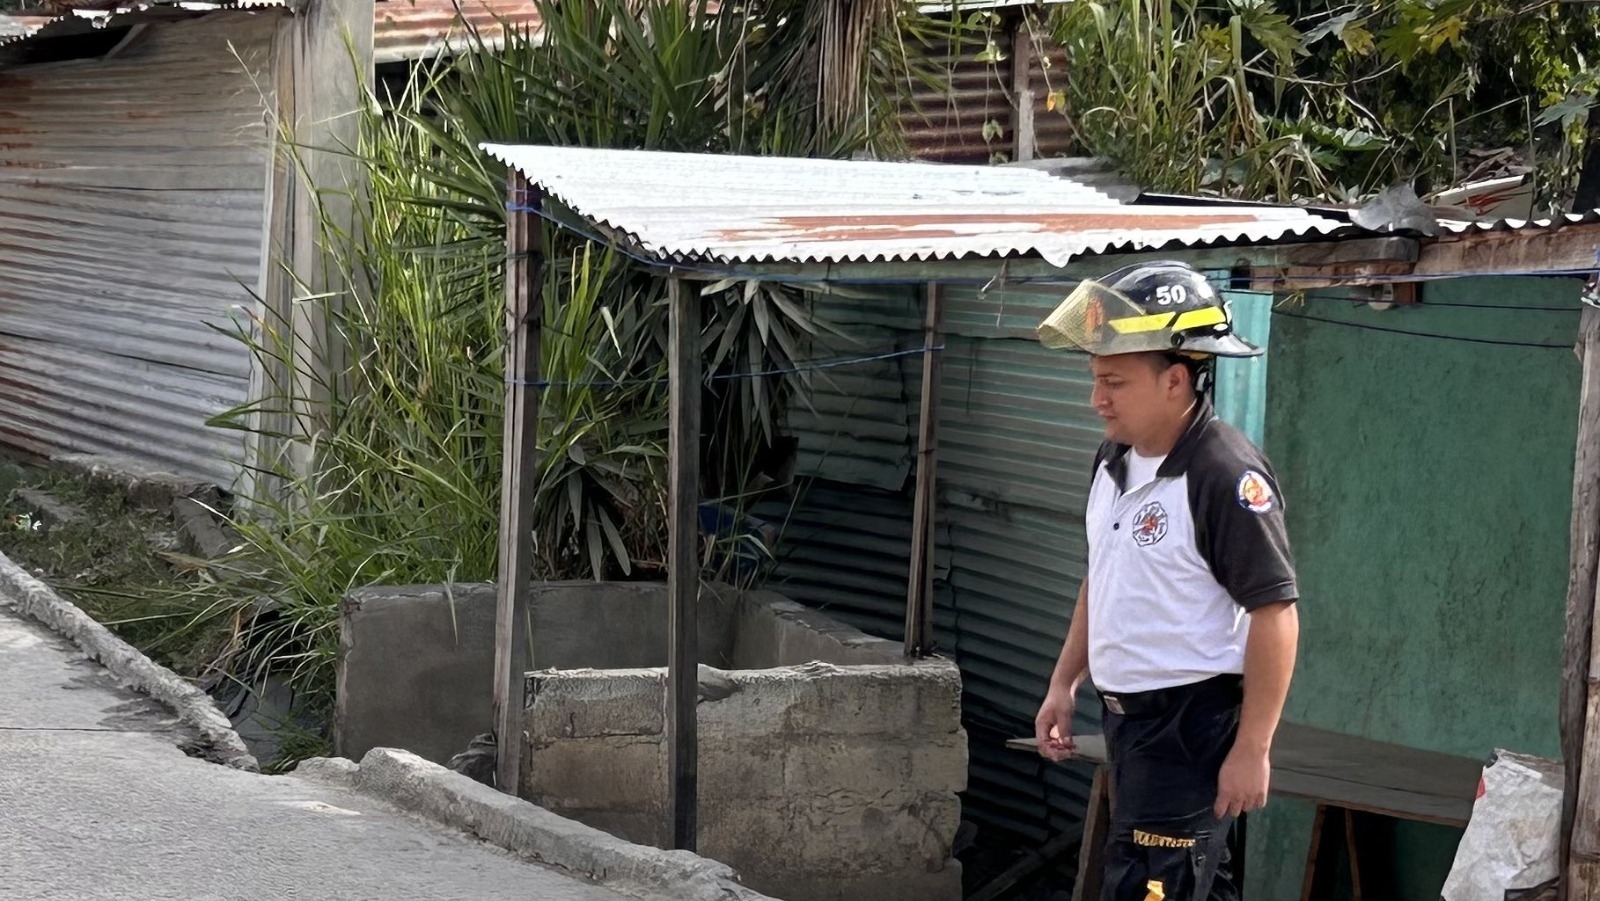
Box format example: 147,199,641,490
1237,470,1276,514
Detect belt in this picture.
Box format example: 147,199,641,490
1100,673,1243,718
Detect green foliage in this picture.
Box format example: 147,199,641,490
1048,0,1600,209
179,0,949,745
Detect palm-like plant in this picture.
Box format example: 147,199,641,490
186,0,957,729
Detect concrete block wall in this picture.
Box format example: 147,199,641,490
338,580,968,901
525,663,967,901
337,581,734,765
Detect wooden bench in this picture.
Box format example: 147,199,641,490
1007,722,1484,900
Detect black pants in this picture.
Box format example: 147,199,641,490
1100,675,1243,901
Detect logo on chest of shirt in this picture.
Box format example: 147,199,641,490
1131,501,1169,547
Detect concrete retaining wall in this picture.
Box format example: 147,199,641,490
337,581,736,765
526,664,966,901
338,580,967,901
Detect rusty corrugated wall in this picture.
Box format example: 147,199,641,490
897,29,1013,164
0,12,276,487
896,13,1077,164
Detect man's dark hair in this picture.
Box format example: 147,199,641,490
1157,352,1210,396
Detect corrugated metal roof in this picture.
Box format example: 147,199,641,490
374,0,541,64
1438,209,1600,235
0,13,63,46
482,143,1354,269
3,0,540,64
0,14,54,42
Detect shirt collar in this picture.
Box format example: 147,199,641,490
1101,398,1218,489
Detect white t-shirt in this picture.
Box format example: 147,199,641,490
1124,451,1166,492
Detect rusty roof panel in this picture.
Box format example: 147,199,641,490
0,14,61,45
482,143,1353,269
374,0,541,64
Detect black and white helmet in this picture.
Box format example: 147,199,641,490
1036,260,1262,358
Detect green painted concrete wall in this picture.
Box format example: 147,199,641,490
1250,277,1581,899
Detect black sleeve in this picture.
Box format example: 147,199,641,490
1190,443,1299,610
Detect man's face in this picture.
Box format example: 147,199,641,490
1089,353,1187,446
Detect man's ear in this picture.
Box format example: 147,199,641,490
1165,362,1187,397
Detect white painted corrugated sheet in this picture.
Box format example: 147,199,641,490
480,143,1352,268
0,12,274,487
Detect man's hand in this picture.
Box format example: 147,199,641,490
1214,744,1270,818
1034,691,1077,762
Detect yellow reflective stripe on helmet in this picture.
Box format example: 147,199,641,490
1105,305,1226,336
1106,312,1175,334
1173,306,1226,331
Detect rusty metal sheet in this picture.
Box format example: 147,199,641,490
374,0,542,64
0,13,273,487
482,142,1354,270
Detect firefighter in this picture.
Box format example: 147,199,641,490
1032,260,1301,901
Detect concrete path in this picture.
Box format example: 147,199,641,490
0,603,637,901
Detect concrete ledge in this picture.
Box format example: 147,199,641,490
51,452,210,509
0,549,260,772
295,748,777,901
172,490,241,559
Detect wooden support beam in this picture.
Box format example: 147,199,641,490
666,277,702,851
1247,239,1421,292
1010,25,1035,163
905,283,943,657
1283,237,1419,267
1071,767,1111,901
492,171,544,795
1568,301,1600,900
1418,223,1600,279
248,0,373,504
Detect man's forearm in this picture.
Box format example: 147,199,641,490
1236,601,1299,753
1050,581,1091,695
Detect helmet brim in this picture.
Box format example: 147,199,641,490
1178,333,1264,358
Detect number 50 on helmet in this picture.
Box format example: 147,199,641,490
1036,260,1262,358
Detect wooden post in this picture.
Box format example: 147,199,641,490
492,170,544,795
905,283,943,657
666,276,701,850
1010,24,1035,163
250,0,374,503
1567,302,1600,899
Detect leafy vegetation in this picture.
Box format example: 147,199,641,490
73,0,955,759
1043,0,1600,210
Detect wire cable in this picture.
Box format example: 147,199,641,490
506,344,942,388
1270,309,1574,349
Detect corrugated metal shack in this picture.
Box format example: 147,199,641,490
483,143,1414,890
0,0,537,487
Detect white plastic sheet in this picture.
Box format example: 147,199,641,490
1441,750,1563,901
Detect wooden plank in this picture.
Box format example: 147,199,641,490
968,830,1078,901
1007,722,1480,828
1071,766,1110,901
1010,25,1035,163
1299,805,1334,901
492,171,543,794
666,276,702,851
278,0,374,488
1415,222,1600,278
1569,302,1600,899
904,283,943,656
1284,237,1418,267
